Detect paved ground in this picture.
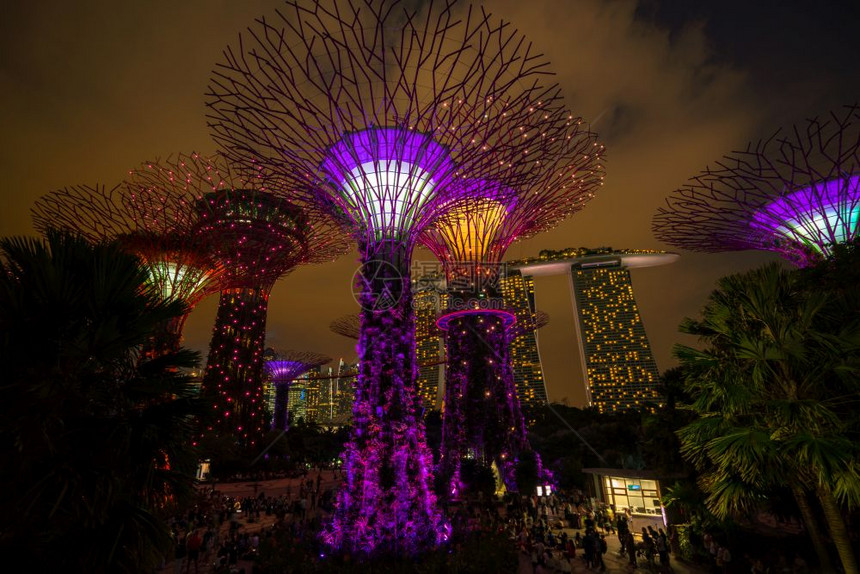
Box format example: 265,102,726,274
164,473,337,574
517,525,707,574
164,475,707,573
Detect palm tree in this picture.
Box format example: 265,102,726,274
674,262,860,573
0,232,201,572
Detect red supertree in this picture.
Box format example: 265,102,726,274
205,0,593,554
653,105,860,267
126,153,349,447
31,184,223,357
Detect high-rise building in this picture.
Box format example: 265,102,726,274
313,365,338,424
334,359,357,422
512,247,678,413
412,271,446,410
498,269,548,410
286,374,309,423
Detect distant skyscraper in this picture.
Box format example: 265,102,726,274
287,374,309,423
413,272,446,410
499,269,548,411
512,247,678,413
314,365,337,424
334,359,357,423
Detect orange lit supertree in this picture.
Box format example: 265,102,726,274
653,105,860,267
420,121,603,495
31,184,223,357
126,153,348,447
206,0,586,554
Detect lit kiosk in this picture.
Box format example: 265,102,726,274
654,105,860,267
582,468,675,532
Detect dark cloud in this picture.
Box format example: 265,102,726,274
1,0,854,404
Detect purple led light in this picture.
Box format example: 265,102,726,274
319,128,456,243
438,311,535,496
751,175,860,264
325,284,447,555
266,360,311,382
654,106,860,266
436,308,517,331
321,133,451,556
264,352,330,431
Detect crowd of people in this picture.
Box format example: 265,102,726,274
163,472,332,573
498,490,678,573
161,475,820,574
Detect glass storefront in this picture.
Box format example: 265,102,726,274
602,476,661,516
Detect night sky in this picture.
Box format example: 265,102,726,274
2,0,858,406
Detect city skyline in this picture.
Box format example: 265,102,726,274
2,0,859,406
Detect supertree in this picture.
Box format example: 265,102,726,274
31,184,223,357
421,131,602,497
206,0,585,555
328,315,364,341
265,350,331,431
126,153,348,447
653,105,860,267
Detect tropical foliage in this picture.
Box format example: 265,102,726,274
674,251,860,573
0,233,201,572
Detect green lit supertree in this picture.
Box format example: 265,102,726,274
127,153,348,447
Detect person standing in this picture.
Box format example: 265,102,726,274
656,529,671,571
617,515,629,555
625,531,637,567
173,531,186,574
597,534,608,572
565,537,576,564
184,529,202,574
583,530,595,568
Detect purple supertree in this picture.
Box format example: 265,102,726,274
31,184,223,358
206,0,579,555
126,153,348,447
421,130,603,497
653,105,860,267
265,350,331,431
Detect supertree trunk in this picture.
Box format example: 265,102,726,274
325,251,445,556
441,311,531,495
272,383,290,431
201,286,270,447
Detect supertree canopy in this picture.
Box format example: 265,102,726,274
126,153,348,447
421,123,602,497
653,105,860,267
265,350,331,431
206,0,589,555
31,184,223,357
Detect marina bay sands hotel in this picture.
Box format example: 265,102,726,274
504,247,678,414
